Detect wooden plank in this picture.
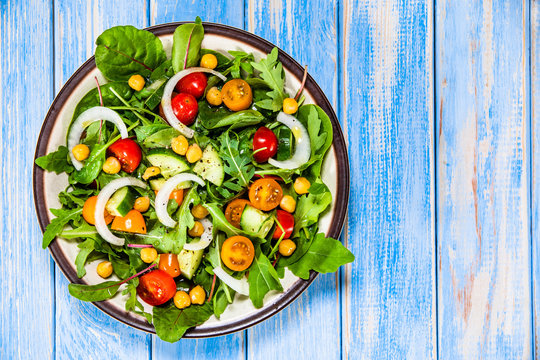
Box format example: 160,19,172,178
245,1,342,359
53,1,151,358
341,0,435,358
149,1,246,357
436,0,531,358
0,1,55,358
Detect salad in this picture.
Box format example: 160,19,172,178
35,18,354,342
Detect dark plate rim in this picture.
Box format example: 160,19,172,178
33,21,350,338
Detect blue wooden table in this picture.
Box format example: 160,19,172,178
1,0,538,358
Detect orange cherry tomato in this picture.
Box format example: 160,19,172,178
158,253,181,278
170,189,184,206
137,270,176,306
220,236,255,272
225,199,251,228
221,79,252,111
82,195,113,225
248,178,283,211
111,209,147,234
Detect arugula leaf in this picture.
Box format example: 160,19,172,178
204,203,267,239
123,278,153,323
68,280,122,302
42,207,83,248
228,50,254,78
71,143,107,184
219,131,254,188
297,105,333,179
251,48,286,111
58,187,95,208
60,222,98,240
110,256,131,279
95,26,167,80
286,233,355,280
71,82,133,121
153,302,214,343
172,17,204,72
293,180,332,237
197,101,264,129
248,250,283,308
213,283,235,318
35,146,74,174
75,239,95,278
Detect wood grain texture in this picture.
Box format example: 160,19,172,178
53,1,151,358
0,0,55,358
532,0,539,357
149,1,246,358
341,0,435,359
436,0,531,358
245,1,342,359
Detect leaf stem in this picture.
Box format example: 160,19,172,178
109,88,151,125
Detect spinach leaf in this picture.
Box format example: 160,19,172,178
213,283,234,318
171,17,204,73
95,26,167,81
134,124,170,142
68,280,122,302
153,302,214,343
286,233,355,280
72,143,107,184
293,180,332,237
197,101,264,129
42,207,83,248
35,146,74,174
72,82,133,120
75,239,95,278
201,49,232,71
143,128,180,148
248,250,283,308
219,131,254,189
251,48,286,112
110,256,131,279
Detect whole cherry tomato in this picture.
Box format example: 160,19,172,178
175,72,208,99
253,127,278,163
273,210,294,240
171,93,199,126
136,270,177,306
107,138,142,173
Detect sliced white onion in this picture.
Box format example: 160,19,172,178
95,177,147,246
161,67,227,138
213,266,249,296
268,112,311,169
155,173,206,227
183,218,213,251
68,106,128,170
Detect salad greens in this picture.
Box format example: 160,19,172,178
36,18,353,342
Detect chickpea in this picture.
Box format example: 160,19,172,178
128,74,145,91
72,144,90,161
171,135,189,156
174,291,191,309
189,285,206,305
103,157,121,174
279,239,297,257
142,166,160,180
96,261,113,278
282,98,298,114
134,196,150,213
280,195,296,213
293,177,311,195
140,247,158,263
188,221,204,237
186,144,203,163
191,204,209,219
200,54,218,69
206,87,222,106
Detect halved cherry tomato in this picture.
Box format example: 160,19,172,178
107,138,142,173
273,210,294,240
111,209,147,234
221,79,252,111
82,195,113,225
249,178,283,211
137,269,177,306
175,72,208,99
171,93,198,125
253,127,278,163
220,236,255,272
153,189,184,206
159,253,181,278
225,199,251,228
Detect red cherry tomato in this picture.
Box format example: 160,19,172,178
175,72,208,99
136,270,177,306
253,126,278,163
273,210,294,240
171,93,199,126
107,138,142,173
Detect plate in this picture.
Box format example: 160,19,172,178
33,22,349,338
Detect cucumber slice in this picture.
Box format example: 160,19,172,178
146,148,190,178
106,187,136,217
178,249,204,280
149,177,191,191
192,145,224,186
276,126,292,161
240,204,274,237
